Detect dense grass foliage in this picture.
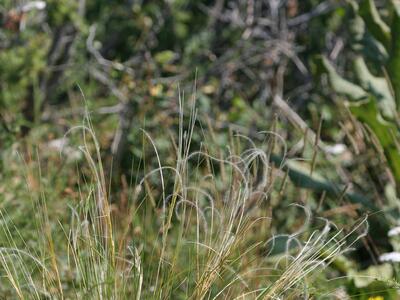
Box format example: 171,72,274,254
2,0,400,299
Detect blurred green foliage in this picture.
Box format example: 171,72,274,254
2,0,400,298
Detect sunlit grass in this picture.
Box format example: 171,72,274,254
0,103,367,299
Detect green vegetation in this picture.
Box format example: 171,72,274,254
2,0,400,299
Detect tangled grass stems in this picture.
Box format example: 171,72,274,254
0,103,368,299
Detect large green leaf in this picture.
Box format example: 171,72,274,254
271,154,377,210
353,56,396,119
359,0,391,50
314,55,400,187
314,56,367,101
349,263,393,288
388,1,400,108
350,97,400,183
314,55,395,119
348,1,388,63
347,264,398,299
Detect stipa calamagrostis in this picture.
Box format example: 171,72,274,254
0,98,368,299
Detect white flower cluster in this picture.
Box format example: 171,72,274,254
379,226,400,262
